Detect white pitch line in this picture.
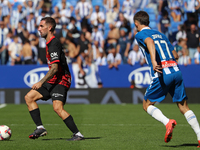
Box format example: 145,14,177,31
9,123,189,127
0,103,6,109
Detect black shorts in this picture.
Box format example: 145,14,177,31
37,82,69,104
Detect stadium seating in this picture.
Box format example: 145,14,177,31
143,7,154,14
68,0,78,8
131,23,135,29
104,23,110,30
169,20,183,33
119,0,124,6
92,0,104,6
149,21,158,30
149,14,156,22
12,2,22,10
52,0,61,8
135,8,142,13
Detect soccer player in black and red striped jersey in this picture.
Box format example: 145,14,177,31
25,17,84,141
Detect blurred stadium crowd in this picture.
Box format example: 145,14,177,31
0,0,200,68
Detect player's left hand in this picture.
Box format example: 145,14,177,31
154,65,162,73
32,82,42,90
152,61,162,73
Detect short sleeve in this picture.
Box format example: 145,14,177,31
128,51,133,59
48,43,61,64
135,32,149,48
87,2,92,9
90,13,95,21
116,53,122,61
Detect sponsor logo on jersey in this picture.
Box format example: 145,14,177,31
128,66,151,88
52,93,63,97
161,60,177,68
23,67,49,87
50,52,58,60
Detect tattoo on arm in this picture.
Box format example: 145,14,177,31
40,63,58,84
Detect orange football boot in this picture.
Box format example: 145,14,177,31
164,119,177,143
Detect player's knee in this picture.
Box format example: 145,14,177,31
25,93,35,104
25,94,31,103
143,100,148,112
143,104,147,112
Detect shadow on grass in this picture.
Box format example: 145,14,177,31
42,137,101,141
162,143,198,148
42,138,67,141
83,137,101,140
0,140,14,142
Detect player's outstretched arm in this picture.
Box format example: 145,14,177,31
32,63,59,90
144,37,162,73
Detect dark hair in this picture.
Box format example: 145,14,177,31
41,10,47,14
134,11,150,26
24,39,30,44
80,32,86,37
65,37,70,41
13,35,18,39
70,16,76,22
8,29,12,34
178,38,184,43
93,25,98,29
162,10,168,17
41,17,56,32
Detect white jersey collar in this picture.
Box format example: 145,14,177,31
141,27,150,31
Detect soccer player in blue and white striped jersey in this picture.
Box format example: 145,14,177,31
75,0,92,21
0,0,11,26
134,11,200,147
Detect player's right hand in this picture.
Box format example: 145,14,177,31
32,82,42,90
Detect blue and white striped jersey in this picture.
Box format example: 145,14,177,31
135,27,179,78
75,1,92,19
0,0,10,17
123,0,135,16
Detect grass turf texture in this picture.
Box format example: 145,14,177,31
0,104,200,150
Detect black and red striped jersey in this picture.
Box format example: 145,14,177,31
46,36,71,87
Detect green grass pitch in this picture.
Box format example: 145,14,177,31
0,103,200,150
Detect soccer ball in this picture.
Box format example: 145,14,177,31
0,125,11,141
